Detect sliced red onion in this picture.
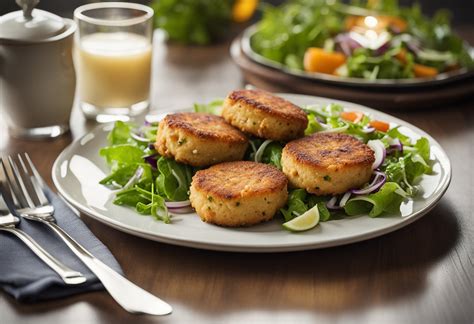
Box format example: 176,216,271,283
387,138,403,154
406,40,422,55
144,154,158,169
316,116,326,124
339,191,352,208
335,33,362,56
367,140,386,170
374,41,391,56
362,126,375,134
351,171,386,195
131,132,152,143
148,143,156,150
326,196,341,210
165,200,191,208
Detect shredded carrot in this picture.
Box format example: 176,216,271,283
369,120,390,132
413,64,438,78
341,111,364,123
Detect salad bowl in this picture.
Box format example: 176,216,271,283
241,24,474,89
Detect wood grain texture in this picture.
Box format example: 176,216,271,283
1,29,473,324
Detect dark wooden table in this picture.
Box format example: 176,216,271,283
1,30,473,323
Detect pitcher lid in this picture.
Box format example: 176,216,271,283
0,0,66,41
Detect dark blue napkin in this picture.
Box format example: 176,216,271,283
0,188,123,302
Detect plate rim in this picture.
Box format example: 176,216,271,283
52,94,452,252
241,24,474,89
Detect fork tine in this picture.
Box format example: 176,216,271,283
4,156,36,208
22,153,49,206
14,154,44,207
1,158,26,208
0,160,17,208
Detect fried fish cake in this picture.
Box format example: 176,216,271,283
155,112,248,167
221,89,308,141
281,133,375,195
189,161,288,227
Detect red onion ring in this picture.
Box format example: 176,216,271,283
387,138,403,154
367,140,386,170
339,191,352,208
351,171,386,195
131,132,152,143
362,126,376,134
326,196,341,210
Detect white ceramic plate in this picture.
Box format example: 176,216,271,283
52,94,451,252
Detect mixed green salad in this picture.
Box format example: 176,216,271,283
99,100,432,229
250,0,473,79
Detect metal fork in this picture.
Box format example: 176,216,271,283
0,164,86,285
2,153,172,316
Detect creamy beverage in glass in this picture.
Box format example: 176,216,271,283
74,2,153,122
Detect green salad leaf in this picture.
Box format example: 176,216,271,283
344,182,406,217
99,121,196,223
251,0,473,79
107,121,133,145
99,145,145,171
280,189,331,222
156,157,194,201
194,99,224,115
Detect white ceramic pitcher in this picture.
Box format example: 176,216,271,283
0,0,76,138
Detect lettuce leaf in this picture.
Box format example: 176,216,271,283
107,121,133,145
193,99,224,115
99,145,144,171
344,182,406,217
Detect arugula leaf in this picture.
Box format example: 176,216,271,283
260,142,284,170
280,189,332,222
99,164,139,187
156,157,193,201
280,189,309,222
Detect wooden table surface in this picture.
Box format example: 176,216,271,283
1,30,473,324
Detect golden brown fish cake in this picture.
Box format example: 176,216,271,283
281,133,375,195
189,161,288,227
155,112,248,167
222,89,308,141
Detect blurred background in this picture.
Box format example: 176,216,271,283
1,0,473,25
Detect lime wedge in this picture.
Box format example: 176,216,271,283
283,205,320,232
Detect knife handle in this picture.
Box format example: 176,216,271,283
43,221,172,315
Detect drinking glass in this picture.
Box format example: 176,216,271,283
74,2,153,122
